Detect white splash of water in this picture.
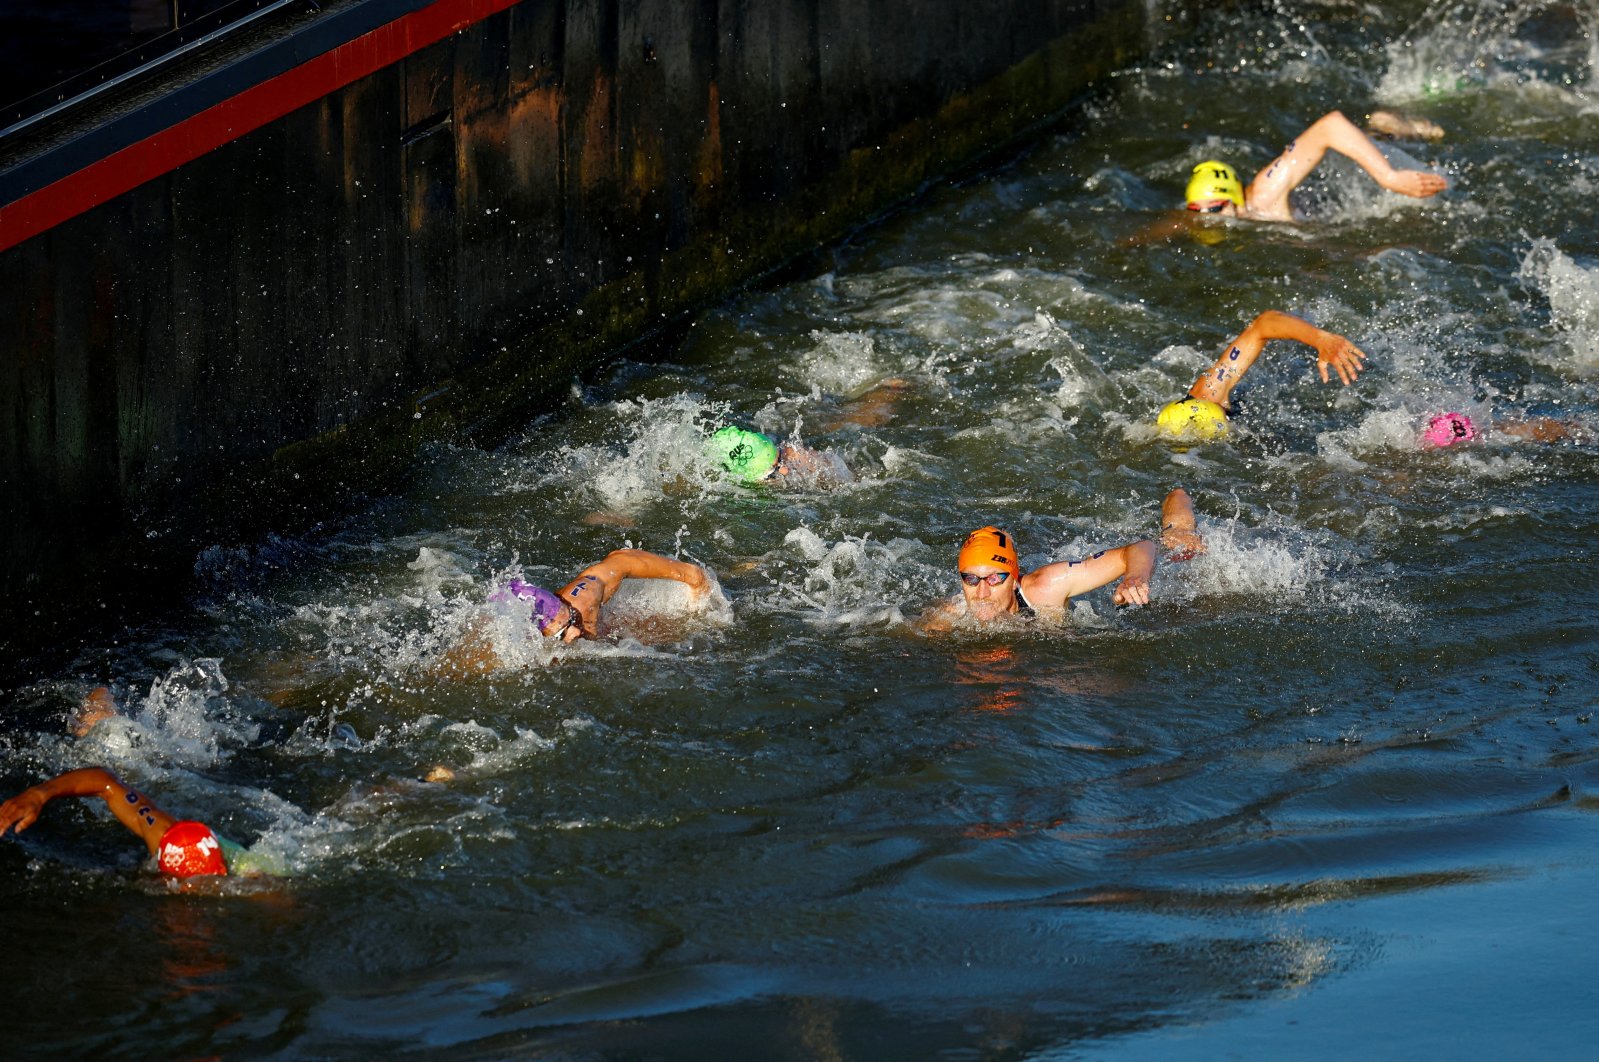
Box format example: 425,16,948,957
1518,238,1599,373
789,330,887,396
599,566,734,629
75,658,258,772
527,393,727,513
762,527,936,627
1316,406,1478,462
1377,0,1596,110
404,546,476,600
1162,520,1331,603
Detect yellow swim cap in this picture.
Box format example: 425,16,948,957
1185,161,1244,209
1156,398,1230,441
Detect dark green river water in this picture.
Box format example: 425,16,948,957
3,1,1598,1057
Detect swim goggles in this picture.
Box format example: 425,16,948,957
960,571,1011,587
546,601,585,640
1187,200,1230,213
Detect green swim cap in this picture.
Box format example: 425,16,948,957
707,426,780,481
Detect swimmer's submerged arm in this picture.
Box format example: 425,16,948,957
0,767,177,856
1188,310,1367,406
913,598,963,634
1024,541,1158,607
1495,418,1582,444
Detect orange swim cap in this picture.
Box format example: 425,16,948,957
958,527,1020,576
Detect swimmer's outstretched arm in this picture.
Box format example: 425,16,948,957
1023,541,1159,608
1187,310,1367,409
558,549,711,635
1119,213,1194,248
1245,110,1448,221
0,767,176,856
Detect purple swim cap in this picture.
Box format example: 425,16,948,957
488,578,566,635
1424,412,1476,447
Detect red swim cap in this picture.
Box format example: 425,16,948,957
157,821,229,878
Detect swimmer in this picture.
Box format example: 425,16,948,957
920,489,1203,630
1420,411,1590,448
705,426,852,486
0,767,257,879
1156,310,1367,441
1185,110,1448,223
437,548,715,675
523,548,712,643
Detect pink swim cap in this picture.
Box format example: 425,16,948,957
1424,412,1476,447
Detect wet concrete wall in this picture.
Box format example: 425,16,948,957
1,0,1194,670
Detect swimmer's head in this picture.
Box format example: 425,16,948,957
1423,412,1476,447
1156,398,1230,441
489,579,568,636
957,527,1021,619
1185,161,1244,212
707,426,780,482
157,821,228,878
958,526,1020,578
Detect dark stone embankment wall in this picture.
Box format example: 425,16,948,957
1,0,1195,672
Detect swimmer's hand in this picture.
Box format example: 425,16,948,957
684,564,712,600
0,788,48,836
1111,574,1150,607
1313,334,1368,386
1381,168,1448,199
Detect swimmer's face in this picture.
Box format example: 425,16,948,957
772,441,818,479
1188,199,1237,217
959,564,1016,621
542,602,584,642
